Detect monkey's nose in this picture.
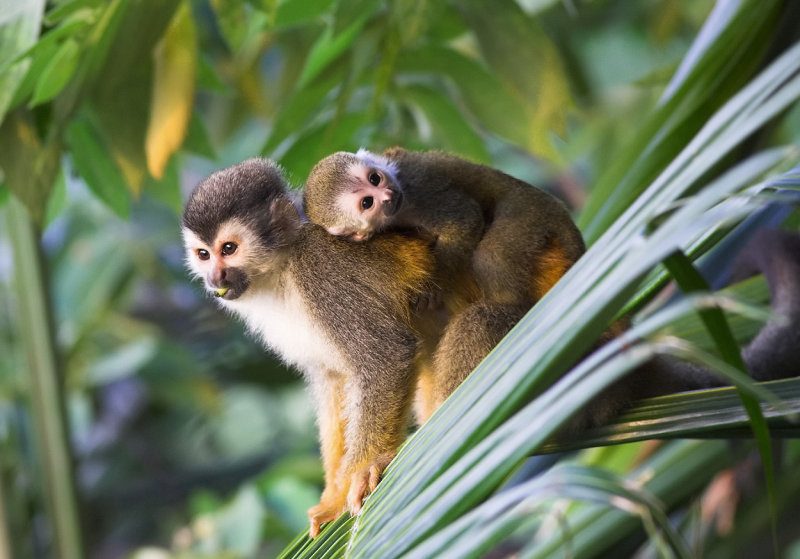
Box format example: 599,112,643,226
209,267,228,288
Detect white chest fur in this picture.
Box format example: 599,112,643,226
223,280,347,377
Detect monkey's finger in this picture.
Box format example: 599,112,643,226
309,519,322,539
348,475,369,515
368,465,381,492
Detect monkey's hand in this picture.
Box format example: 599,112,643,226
308,493,347,538
412,287,444,312
346,453,395,516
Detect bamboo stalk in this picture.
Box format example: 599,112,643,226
7,197,84,558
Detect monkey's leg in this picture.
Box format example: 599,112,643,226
307,371,348,538
432,302,529,409
339,364,417,515
471,199,572,304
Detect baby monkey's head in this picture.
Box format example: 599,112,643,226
305,149,403,241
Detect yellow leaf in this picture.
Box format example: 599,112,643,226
145,1,196,180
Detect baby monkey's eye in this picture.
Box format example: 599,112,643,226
221,242,238,255
197,249,210,261
361,197,374,210
368,172,381,186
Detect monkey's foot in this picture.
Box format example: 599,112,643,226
307,499,347,538
346,454,395,515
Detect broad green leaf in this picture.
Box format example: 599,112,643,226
261,70,344,155
0,0,44,121
277,112,366,184
395,45,529,148
298,14,372,88
30,38,81,106
458,0,572,161
65,116,130,218
145,1,197,180
397,84,490,163
274,0,335,28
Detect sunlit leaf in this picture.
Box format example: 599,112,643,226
89,0,182,193
145,1,196,180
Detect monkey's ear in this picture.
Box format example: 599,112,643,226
383,146,406,159
269,197,302,243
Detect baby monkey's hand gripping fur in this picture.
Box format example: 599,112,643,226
182,159,443,537
304,147,586,307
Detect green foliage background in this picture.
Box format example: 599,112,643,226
1,0,800,557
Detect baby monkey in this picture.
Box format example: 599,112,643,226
305,148,586,306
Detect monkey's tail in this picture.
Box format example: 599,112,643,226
581,229,800,428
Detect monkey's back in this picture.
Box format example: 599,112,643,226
291,225,437,378
386,148,586,303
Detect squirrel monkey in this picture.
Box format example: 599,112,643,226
182,158,448,537
304,148,586,306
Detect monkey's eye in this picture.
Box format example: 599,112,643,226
197,249,210,261
221,242,238,256
368,172,381,186
361,197,374,211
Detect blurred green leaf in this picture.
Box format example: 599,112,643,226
274,0,335,27
44,0,102,26
332,0,381,35
0,0,44,121
142,155,182,214
261,70,344,156
395,45,529,147
0,108,62,224
196,54,228,93
30,38,81,106
458,0,572,160
398,84,490,163
43,166,67,228
278,112,366,183
89,0,181,192
65,115,130,218
183,113,216,160
298,12,373,88
215,485,266,555
145,1,197,180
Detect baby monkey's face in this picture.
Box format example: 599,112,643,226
329,162,404,241
183,218,259,301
